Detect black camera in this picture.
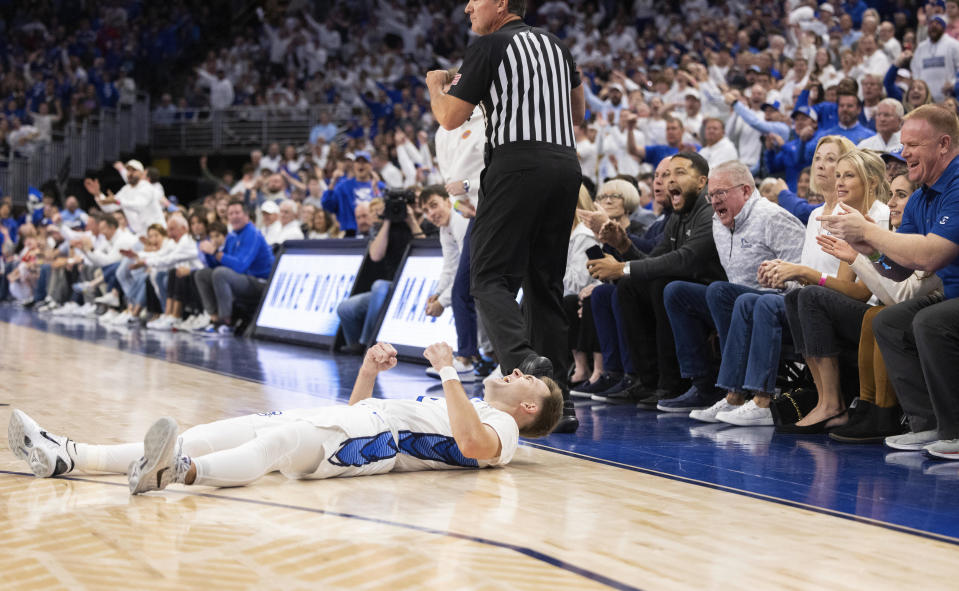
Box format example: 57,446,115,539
383,189,415,223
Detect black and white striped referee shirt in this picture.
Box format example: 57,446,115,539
448,20,581,154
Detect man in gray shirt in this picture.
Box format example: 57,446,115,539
659,160,805,414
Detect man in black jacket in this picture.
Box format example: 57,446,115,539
586,152,726,405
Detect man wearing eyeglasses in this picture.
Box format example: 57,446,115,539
660,161,805,415
586,152,724,405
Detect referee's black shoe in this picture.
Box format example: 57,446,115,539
552,400,579,434
517,354,553,379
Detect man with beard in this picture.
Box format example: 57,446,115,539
911,15,959,102
585,153,725,405
812,89,874,146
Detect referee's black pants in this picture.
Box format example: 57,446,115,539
470,143,581,389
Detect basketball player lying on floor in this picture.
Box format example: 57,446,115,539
8,342,564,494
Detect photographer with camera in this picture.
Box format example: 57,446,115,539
336,189,423,354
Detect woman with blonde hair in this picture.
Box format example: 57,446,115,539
775,149,892,432
564,185,604,389
770,135,858,225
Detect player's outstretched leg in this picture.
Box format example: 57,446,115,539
128,417,191,495
8,409,77,477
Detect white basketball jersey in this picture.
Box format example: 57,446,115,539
359,397,519,471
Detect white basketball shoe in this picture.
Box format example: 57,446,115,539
8,409,76,477
128,417,189,494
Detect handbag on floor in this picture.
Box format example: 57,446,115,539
770,387,819,426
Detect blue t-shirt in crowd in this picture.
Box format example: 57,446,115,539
321,177,385,232
645,145,679,167
898,154,959,299
810,123,875,154
60,208,88,229
204,221,275,279
1,217,19,244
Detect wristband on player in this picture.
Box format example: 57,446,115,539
438,366,460,383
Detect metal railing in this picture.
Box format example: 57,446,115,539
0,94,151,205
150,105,338,155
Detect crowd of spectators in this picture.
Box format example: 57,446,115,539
0,149,454,337
4,0,959,454
0,0,230,160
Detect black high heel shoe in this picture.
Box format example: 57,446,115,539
775,411,847,435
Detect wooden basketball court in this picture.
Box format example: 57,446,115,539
1,321,957,590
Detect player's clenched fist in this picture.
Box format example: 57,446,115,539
362,342,398,374
423,342,454,370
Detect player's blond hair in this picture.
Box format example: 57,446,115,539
519,376,564,438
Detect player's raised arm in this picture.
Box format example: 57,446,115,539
423,342,502,460
348,343,398,405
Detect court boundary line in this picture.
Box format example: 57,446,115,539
521,441,959,547
3,317,957,547
0,469,642,591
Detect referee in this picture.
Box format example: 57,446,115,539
427,0,585,433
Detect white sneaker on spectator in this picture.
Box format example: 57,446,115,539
148,316,176,331
715,400,773,426
36,299,58,313
94,292,120,308
689,399,740,423
885,429,939,451
98,309,119,324
172,315,194,331
111,311,133,325
79,303,99,318
52,302,80,316
182,314,201,331
924,439,959,460
189,314,212,332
